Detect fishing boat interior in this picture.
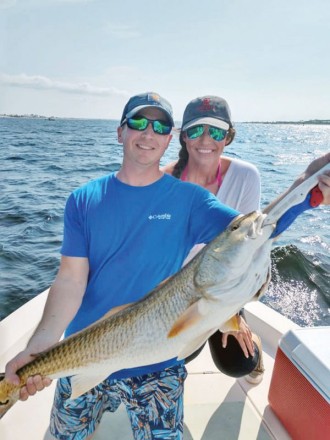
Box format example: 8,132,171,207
1,289,329,440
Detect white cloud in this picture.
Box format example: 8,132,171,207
0,73,129,97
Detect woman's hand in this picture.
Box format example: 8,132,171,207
299,152,330,204
303,152,330,179
302,152,330,204
317,171,330,205
221,315,254,358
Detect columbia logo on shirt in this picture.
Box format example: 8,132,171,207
148,213,172,220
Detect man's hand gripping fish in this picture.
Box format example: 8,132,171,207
0,162,329,418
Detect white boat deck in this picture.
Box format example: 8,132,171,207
0,291,297,440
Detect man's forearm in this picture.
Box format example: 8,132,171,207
27,276,86,351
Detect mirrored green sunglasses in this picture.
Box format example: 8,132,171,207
124,117,172,135
186,125,227,142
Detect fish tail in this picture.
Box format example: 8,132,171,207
0,372,20,419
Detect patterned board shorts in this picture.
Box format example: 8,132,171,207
50,365,187,440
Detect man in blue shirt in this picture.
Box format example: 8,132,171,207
5,92,330,440
4,92,240,440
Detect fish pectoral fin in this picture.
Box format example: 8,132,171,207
70,372,111,400
177,330,216,360
219,315,240,333
168,299,210,338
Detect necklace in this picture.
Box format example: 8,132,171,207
181,160,222,188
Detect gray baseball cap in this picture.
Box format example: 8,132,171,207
120,92,174,126
181,96,233,131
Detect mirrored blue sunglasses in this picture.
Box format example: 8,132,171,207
124,116,172,135
186,125,227,142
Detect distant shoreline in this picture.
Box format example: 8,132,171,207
242,119,330,125
1,114,330,125
0,114,57,120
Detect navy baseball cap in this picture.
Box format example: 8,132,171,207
181,96,233,131
120,92,174,126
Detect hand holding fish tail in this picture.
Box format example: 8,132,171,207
2,256,88,410
20,376,52,401
5,347,52,401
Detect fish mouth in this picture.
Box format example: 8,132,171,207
227,212,273,244
247,213,266,238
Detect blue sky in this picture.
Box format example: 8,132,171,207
1,0,329,121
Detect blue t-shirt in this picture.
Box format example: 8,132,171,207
61,173,238,379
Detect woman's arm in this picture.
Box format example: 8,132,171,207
265,152,330,215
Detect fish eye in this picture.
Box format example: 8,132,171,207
230,223,240,231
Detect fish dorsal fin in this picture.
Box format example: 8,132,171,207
219,315,240,333
62,302,135,342
80,302,134,332
102,302,133,320
157,275,172,288
177,330,216,360
168,298,210,338
70,371,111,400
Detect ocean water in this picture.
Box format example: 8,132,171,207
1,117,329,326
